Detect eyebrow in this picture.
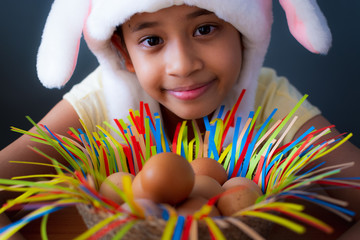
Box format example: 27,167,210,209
131,22,159,32
130,9,214,32
186,9,213,19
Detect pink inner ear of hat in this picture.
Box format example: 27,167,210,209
279,0,318,54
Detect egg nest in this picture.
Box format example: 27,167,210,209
0,92,358,239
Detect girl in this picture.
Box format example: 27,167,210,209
1,1,360,239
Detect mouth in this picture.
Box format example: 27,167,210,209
166,79,216,101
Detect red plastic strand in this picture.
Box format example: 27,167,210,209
220,89,245,148
230,122,255,178
181,215,193,240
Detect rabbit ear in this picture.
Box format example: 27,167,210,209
37,0,91,88
279,0,332,54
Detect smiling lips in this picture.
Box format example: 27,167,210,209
167,79,215,101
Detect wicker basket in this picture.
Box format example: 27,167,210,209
76,203,273,240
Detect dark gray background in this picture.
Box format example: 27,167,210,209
1,1,359,150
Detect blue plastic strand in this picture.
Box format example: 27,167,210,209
172,215,185,240
0,207,63,234
229,117,242,179
266,126,315,174
217,105,225,119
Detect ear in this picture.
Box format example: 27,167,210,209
111,34,135,73
279,0,332,54
37,0,91,88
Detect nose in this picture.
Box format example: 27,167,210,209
165,39,203,77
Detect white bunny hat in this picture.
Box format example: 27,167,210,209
36,0,331,134
37,0,331,89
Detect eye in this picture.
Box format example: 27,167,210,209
194,25,216,37
140,36,163,47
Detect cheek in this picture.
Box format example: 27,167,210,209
131,55,161,91
205,36,242,85
219,39,242,79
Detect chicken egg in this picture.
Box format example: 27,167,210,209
217,178,263,216
190,157,228,185
140,152,195,205
222,177,263,195
189,175,224,200
132,171,149,199
99,172,135,205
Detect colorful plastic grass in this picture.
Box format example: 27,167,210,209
0,90,359,239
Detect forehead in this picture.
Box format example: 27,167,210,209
124,5,217,29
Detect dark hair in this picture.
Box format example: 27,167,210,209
114,25,126,48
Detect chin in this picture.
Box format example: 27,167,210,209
173,107,214,121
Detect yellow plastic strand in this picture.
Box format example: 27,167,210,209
145,117,152,161
111,220,137,240
188,138,196,162
314,133,353,160
11,159,67,169
278,206,332,233
203,217,226,240
177,121,188,156
218,144,232,165
73,213,122,240
0,221,27,239
161,207,177,240
212,118,223,152
260,202,305,211
240,211,305,234
193,204,213,219
122,175,144,218
40,214,49,240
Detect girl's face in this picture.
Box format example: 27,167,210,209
118,5,242,120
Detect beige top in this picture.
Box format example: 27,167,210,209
64,67,320,144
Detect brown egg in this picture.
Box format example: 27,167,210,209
190,175,224,200
132,171,149,199
190,157,228,185
140,152,195,205
99,172,135,205
176,196,220,217
217,185,262,216
222,177,263,195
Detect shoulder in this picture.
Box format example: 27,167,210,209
257,67,294,97
64,67,104,100
255,67,305,111
255,67,321,143
63,67,109,132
